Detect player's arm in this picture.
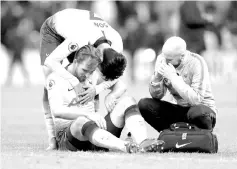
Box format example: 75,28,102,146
95,72,118,95
103,79,127,112
107,79,127,99
149,54,167,99
168,61,207,105
44,38,80,87
44,23,104,88
46,74,94,120
77,71,118,105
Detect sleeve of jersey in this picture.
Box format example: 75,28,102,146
44,24,103,87
46,75,67,116
169,62,207,105
111,30,123,53
44,38,79,87
149,55,167,99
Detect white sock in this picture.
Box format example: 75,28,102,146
125,106,147,144
90,128,127,152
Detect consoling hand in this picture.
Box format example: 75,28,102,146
86,113,107,130
104,94,117,112
78,85,96,105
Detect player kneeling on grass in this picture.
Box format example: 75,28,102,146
138,36,217,133
46,45,164,153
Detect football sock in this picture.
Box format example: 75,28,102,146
125,105,147,144
104,113,123,138
82,121,127,152
90,128,127,152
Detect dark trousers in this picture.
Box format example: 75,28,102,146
138,98,216,132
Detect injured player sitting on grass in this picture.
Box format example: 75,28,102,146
45,45,164,153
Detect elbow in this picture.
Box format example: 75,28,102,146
149,87,164,100
189,95,203,106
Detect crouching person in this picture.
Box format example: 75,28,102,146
138,36,217,132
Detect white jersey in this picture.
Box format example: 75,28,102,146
44,8,123,87
53,9,123,53
43,9,121,142
45,71,109,122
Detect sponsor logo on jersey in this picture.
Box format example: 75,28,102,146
68,42,79,52
68,88,73,91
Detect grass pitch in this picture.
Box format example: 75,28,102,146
1,83,237,169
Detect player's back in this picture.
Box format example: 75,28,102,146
52,8,123,52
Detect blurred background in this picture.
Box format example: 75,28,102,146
1,1,237,156
1,0,237,87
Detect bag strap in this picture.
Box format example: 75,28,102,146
170,122,200,131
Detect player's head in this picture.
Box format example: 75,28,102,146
162,36,186,68
99,48,127,81
73,45,102,82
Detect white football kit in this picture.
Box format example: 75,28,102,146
40,9,122,142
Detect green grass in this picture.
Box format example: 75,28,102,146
1,83,237,169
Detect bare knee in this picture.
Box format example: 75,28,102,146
112,96,137,117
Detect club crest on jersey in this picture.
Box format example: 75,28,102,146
48,80,55,90
68,42,79,52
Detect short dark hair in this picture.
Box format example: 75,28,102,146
100,48,127,81
74,45,102,64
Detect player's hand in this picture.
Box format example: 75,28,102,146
46,137,58,151
104,94,117,112
86,113,107,130
78,85,96,105
73,83,84,96
158,63,176,80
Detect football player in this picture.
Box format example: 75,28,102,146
46,45,164,152
40,9,126,149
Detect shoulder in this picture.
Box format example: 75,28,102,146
46,73,70,91
54,9,92,37
189,52,208,69
54,9,89,19
187,51,209,76
109,29,123,52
